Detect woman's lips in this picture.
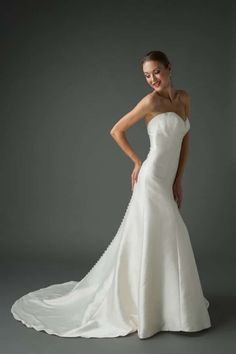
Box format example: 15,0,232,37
153,81,161,88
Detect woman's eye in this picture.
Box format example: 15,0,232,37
145,70,160,78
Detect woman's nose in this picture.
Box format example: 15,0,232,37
151,75,156,83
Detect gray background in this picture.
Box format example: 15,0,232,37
1,0,235,353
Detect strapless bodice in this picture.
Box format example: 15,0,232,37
139,111,191,183
146,111,190,152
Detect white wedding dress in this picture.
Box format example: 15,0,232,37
11,111,211,339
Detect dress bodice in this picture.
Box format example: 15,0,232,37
142,112,190,182
147,111,190,151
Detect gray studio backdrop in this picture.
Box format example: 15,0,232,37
1,0,235,267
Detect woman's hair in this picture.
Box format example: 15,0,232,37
140,50,170,69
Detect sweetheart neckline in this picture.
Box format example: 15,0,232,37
146,112,189,127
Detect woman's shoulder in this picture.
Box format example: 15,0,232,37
178,90,190,118
137,91,157,111
141,91,157,102
143,91,161,108
178,89,190,100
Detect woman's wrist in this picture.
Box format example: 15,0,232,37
134,159,142,166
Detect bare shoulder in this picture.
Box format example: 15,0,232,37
178,89,190,100
109,92,156,134
140,91,157,107
136,92,156,116
140,91,158,117
178,90,190,118
179,90,190,105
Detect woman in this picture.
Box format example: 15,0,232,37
11,50,211,339
111,51,189,209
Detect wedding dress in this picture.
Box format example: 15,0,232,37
11,111,211,339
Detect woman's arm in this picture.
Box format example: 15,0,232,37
174,91,190,184
110,94,155,165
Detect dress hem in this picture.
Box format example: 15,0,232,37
11,306,211,339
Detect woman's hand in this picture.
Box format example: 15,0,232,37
131,160,142,191
172,178,183,209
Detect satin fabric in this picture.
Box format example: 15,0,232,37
11,112,211,339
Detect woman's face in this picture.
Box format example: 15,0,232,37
143,60,171,92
